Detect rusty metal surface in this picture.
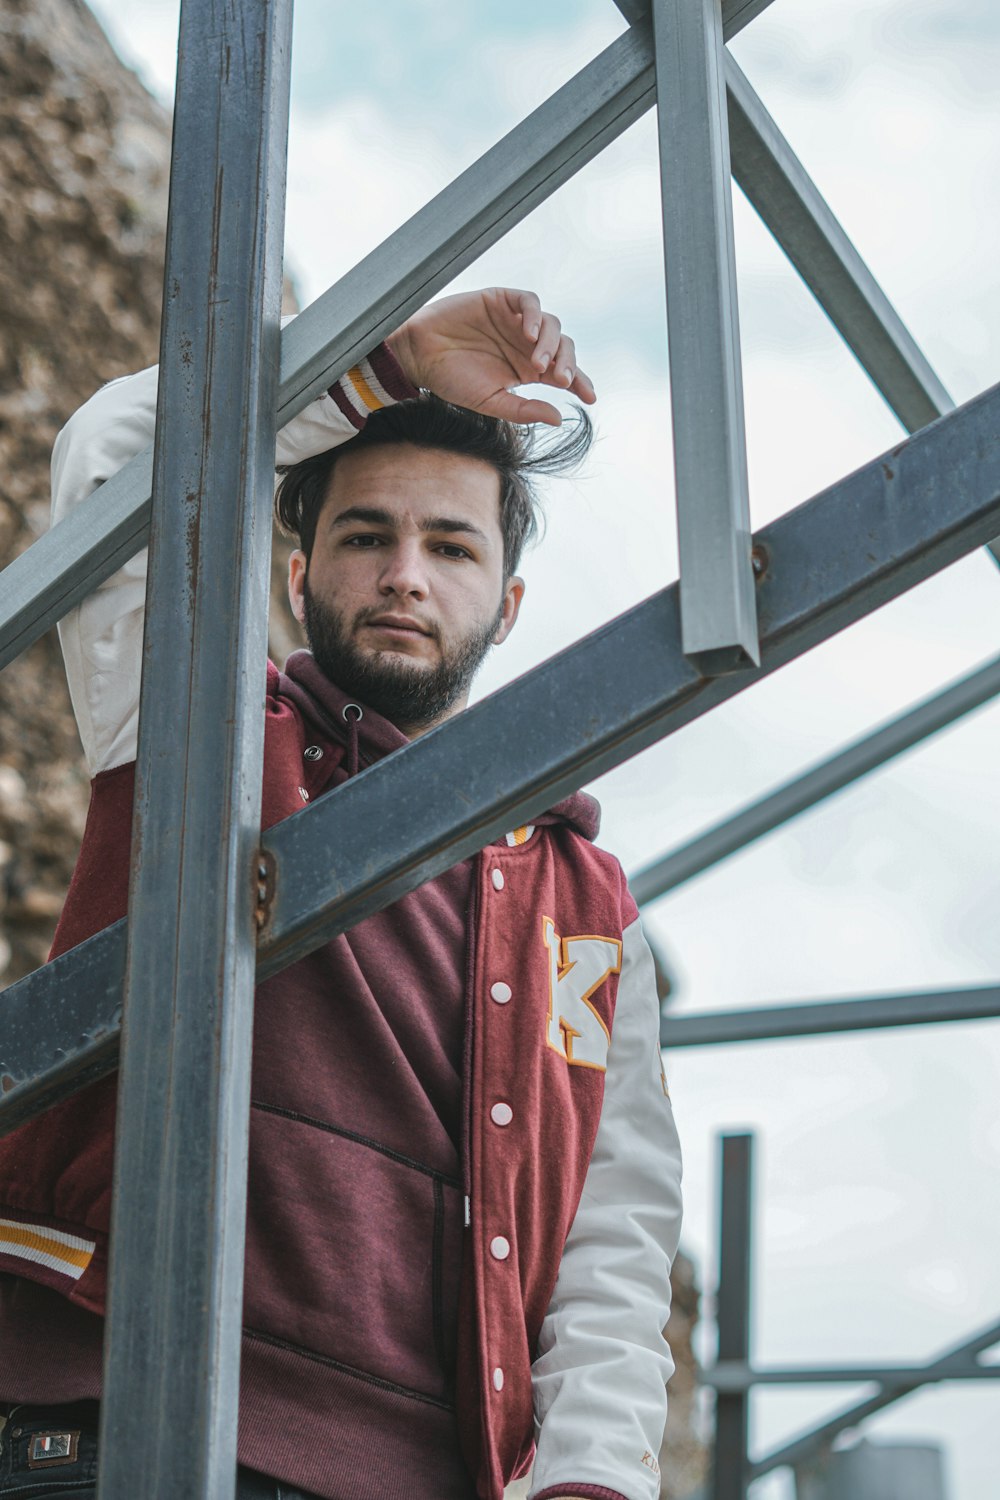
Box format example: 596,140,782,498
4,375,1000,1145
256,376,1000,976
94,1,293,1497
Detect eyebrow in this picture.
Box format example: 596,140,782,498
329,505,490,546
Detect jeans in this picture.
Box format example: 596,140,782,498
0,1403,322,1499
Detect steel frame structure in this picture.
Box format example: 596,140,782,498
0,1,996,1497
705,1136,1000,1496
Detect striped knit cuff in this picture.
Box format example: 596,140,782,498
0,1212,97,1292
328,341,420,430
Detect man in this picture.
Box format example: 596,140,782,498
0,288,682,1500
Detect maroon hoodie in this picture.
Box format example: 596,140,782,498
0,652,639,1500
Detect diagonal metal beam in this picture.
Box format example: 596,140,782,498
253,377,1000,975
0,0,827,680
728,56,997,576
725,51,1000,568
614,0,1000,574
4,0,982,687
750,1318,1000,1477
0,19,659,674
2,0,972,674
724,54,954,435
706,1358,1000,1389
659,984,1000,1049
632,653,1000,908
4,375,1000,1138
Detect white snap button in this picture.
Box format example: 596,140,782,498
298,786,309,802
492,1367,504,1391
304,745,323,761
490,1235,510,1261
490,981,512,1005
491,868,504,891
490,1103,513,1127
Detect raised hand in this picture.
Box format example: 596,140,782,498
386,287,597,427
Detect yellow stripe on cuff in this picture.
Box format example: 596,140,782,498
0,1222,94,1272
347,364,384,413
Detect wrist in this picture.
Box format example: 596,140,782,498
385,320,421,390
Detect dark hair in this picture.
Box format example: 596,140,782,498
275,393,593,577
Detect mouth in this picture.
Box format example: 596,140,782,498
362,615,434,640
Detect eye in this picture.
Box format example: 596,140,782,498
344,533,385,549
436,543,472,560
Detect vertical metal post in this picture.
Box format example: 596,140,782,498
653,0,760,674
96,2,293,1497
713,1132,754,1500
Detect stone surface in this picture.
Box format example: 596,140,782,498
0,0,299,981
0,0,170,983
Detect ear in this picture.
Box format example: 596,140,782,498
288,548,308,626
493,575,525,646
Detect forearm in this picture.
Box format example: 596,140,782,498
530,917,683,1500
50,330,410,774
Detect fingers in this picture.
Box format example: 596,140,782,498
512,289,543,342
534,334,597,404
541,332,578,388
530,312,563,376
481,389,564,427
568,365,598,405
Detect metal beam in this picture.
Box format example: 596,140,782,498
659,984,1000,1049
612,0,778,35
724,56,953,435
712,1134,753,1500
633,653,1000,908
706,1359,1000,1389
750,1318,1000,1478
653,0,759,671
252,375,1000,975
0,921,124,1134
2,0,973,676
0,20,660,674
615,0,998,578
4,375,1000,1136
614,0,955,432
3,0,892,679
95,2,291,1496
726,54,1000,569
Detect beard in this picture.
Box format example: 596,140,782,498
302,578,505,733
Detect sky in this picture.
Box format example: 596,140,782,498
85,2,1000,1495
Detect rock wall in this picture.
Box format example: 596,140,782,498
0,0,298,980
0,0,169,981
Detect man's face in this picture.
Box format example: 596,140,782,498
288,442,524,736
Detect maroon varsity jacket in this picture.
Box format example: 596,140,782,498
0,652,675,1500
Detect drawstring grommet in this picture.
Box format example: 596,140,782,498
343,703,363,779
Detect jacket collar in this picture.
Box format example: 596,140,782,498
279,649,408,771
278,649,601,842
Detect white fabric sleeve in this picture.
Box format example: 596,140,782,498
51,333,361,776
529,914,683,1500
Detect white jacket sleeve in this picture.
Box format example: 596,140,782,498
50,341,378,777
529,914,683,1500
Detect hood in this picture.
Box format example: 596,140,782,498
277,650,602,843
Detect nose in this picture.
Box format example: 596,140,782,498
377,539,429,600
